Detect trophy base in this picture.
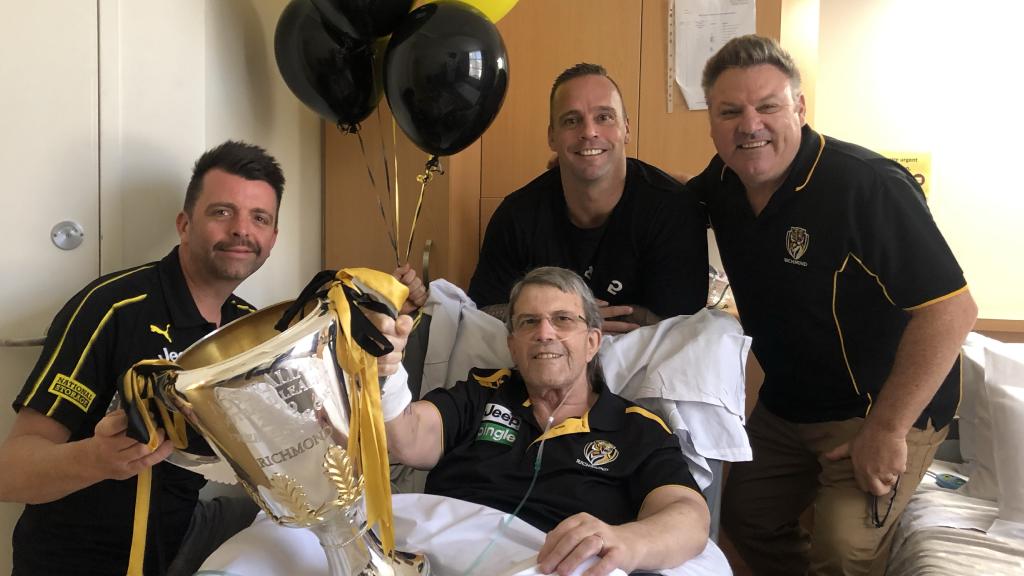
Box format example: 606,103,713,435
314,521,430,576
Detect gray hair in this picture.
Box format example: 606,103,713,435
505,266,602,332
506,266,605,391
701,34,802,97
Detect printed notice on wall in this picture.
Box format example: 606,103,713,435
675,0,756,110
883,152,932,198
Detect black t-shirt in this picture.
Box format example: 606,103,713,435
468,158,708,318
690,125,967,428
12,247,254,576
423,368,701,532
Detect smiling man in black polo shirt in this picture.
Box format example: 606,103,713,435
0,141,284,576
468,63,708,334
687,35,978,575
384,266,709,576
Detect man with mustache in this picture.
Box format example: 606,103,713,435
0,141,412,576
384,267,710,576
687,35,977,574
468,63,708,334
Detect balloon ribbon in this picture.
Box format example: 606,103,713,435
403,155,443,263
351,124,399,267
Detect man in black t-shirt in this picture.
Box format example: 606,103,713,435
688,35,978,575
385,267,709,576
469,63,707,333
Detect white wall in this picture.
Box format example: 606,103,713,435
816,0,1023,320
100,0,322,307
0,1,320,571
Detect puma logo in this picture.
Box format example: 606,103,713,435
149,324,172,343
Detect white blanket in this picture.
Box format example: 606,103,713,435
420,280,752,489
197,493,732,575
887,461,1024,575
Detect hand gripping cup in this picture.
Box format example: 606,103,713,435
121,269,429,576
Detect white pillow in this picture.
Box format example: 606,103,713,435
961,333,1001,500
983,344,1024,538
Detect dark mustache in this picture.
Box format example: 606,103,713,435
214,239,260,255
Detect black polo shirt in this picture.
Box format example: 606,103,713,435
691,124,967,429
13,246,254,576
468,158,708,318
422,368,701,532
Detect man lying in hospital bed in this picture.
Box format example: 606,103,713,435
397,270,748,575
200,268,745,576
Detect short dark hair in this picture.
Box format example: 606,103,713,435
549,63,628,124
701,34,802,97
184,140,285,219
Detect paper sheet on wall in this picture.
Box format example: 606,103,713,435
675,0,756,110
882,151,932,198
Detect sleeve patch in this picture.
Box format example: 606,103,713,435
48,373,96,413
471,368,511,389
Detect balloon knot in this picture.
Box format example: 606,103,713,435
416,155,444,183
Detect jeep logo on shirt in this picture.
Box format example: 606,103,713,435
158,347,181,362
482,403,521,429
476,403,520,446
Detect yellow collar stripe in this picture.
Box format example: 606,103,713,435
530,411,590,446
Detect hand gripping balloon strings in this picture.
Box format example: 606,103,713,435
403,155,443,264
461,393,570,576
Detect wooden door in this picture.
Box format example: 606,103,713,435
481,0,644,202
324,0,792,292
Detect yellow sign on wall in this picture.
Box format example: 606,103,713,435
883,151,931,198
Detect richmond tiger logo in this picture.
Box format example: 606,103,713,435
583,440,619,467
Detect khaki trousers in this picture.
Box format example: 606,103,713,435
722,403,947,576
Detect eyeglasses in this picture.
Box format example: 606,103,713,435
870,475,900,528
510,312,587,335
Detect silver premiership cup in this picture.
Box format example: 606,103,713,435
126,296,429,576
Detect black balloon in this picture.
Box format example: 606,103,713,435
275,0,382,129
384,1,509,157
311,0,415,42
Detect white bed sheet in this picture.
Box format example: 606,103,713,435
887,461,1024,576
197,493,731,576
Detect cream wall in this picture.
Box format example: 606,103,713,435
0,1,319,572
815,0,1023,321
100,0,322,307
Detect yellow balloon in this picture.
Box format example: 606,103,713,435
412,0,519,23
